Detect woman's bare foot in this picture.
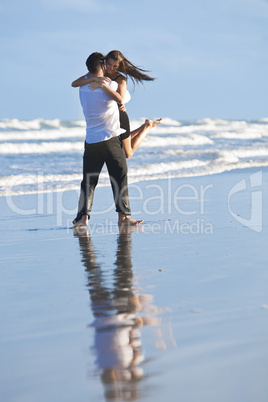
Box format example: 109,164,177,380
72,214,88,228
145,118,162,129
118,213,143,226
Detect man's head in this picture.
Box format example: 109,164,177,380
86,52,105,74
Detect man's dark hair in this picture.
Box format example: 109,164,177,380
86,52,104,74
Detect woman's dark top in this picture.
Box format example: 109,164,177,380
114,74,131,141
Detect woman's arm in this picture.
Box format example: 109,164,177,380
71,75,111,88
101,83,124,104
116,76,127,103
89,76,127,104
71,74,91,87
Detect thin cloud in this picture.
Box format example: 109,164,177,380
40,0,114,12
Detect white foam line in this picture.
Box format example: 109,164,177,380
0,173,83,186
0,134,213,154
143,134,213,147
0,129,85,141
128,160,208,177
2,154,268,192
0,142,84,154
2,159,268,197
233,148,268,158
0,118,86,130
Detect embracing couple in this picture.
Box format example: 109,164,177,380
72,50,161,228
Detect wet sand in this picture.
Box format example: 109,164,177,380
0,168,268,402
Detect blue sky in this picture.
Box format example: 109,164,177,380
0,0,268,121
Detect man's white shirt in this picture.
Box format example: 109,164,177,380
79,80,125,144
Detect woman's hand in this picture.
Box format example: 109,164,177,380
119,103,126,112
94,76,111,83
89,81,102,90
89,76,111,90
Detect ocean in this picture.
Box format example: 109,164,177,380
1,117,268,196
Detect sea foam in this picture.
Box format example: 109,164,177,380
1,117,268,196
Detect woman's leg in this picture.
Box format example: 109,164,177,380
122,118,162,158
130,118,162,150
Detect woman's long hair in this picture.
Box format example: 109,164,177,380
105,50,155,87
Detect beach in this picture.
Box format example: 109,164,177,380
0,167,267,402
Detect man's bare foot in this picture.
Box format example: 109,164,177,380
145,118,162,129
72,214,88,228
118,214,143,227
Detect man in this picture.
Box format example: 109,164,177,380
72,52,142,228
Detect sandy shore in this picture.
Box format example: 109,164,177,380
0,167,267,402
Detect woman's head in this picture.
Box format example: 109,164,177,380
105,52,121,77
105,50,155,86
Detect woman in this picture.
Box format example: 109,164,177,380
72,50,162,158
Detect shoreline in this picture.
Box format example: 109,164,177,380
1,166,266,230
2,164,268,198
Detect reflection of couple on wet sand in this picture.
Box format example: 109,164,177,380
72,50,162,228
74,227,163,400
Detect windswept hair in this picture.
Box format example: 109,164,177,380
105,50,155,87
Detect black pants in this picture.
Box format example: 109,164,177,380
74,136,131,222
